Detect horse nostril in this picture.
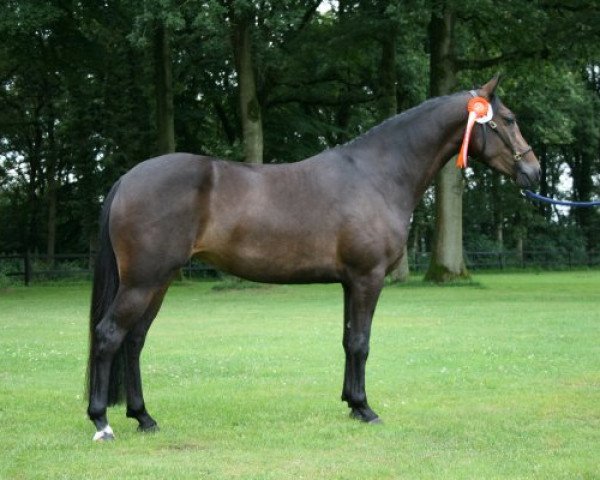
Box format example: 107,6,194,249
529,164,541,184
516,161,541,187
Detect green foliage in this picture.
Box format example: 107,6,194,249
0,0,599,257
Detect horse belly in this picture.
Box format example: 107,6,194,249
195,223,340,284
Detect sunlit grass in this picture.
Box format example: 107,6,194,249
0,271,598,479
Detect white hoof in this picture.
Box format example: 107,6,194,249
93,425,115,442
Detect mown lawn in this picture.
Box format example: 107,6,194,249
0,272,598,479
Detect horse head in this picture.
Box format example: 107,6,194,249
468,75,541,188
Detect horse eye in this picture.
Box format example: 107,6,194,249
504,116,516,125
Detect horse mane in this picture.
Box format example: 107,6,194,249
340,92,464,149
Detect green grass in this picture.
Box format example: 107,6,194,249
0,272,599,479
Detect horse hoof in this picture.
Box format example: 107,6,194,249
93,425,115,442
137,424,159,433
349,408,381,424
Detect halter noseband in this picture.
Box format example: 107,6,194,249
469,90,533,162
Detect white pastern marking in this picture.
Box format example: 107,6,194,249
92,424,115,441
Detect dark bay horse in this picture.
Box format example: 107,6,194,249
87,76,540,441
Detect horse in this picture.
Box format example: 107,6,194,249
86,76,540,441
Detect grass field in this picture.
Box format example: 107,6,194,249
0,271,598,479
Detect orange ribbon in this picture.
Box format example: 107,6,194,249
457,96,492,168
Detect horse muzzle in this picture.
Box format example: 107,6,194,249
515,155,541,188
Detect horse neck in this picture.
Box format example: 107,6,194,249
341,93,469,208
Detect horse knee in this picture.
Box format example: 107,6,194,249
343,333,370,356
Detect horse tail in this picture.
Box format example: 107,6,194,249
86,179,125,406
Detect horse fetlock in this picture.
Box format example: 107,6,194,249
127,405,158,431
342,390,367,408
87,404,107,423
126,404,146,418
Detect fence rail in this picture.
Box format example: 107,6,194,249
410,249,600,272
0,253,220,286
1,249,599,286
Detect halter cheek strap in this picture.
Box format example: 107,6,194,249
487,120,533,161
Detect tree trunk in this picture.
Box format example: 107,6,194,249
377,31,409,282
516,234,524,267
26,111,43,255
538,144,551,220
424,2,468,282
232,15,263,164
569,148,594,250
491,172,503,248
426,162,468,281
46,177,57,264
154,22,176,154
46,106,57,265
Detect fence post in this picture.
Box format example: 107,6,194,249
24,251,31,286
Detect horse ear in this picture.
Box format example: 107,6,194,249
479,73,501,99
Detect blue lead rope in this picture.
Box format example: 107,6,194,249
523,190,600,208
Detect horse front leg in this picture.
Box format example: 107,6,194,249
341,273,384,423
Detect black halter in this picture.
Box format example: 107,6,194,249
487,120,533,161
470,90,533,162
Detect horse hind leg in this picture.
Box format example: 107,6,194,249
88,285,161,441
124,285,169,432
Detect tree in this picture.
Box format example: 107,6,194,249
226,1,263,163
424,0,467,282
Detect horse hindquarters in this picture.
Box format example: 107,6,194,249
86,178,175,440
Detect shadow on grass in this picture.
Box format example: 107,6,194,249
385,276,486,289
171,274,486,292
211,276,272,292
